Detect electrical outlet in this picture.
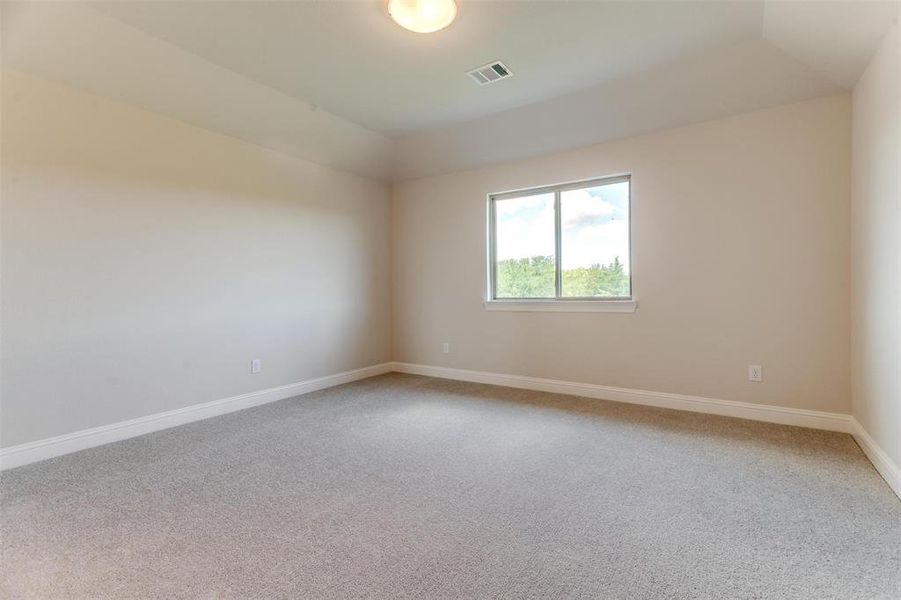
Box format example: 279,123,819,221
442,342,450,354
748,365,762,382
251,359,261,374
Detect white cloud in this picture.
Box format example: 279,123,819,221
561,188,616,228
495,182,630,271
562,219,629,270
495,194,555,261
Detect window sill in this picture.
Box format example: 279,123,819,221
483,300,637,313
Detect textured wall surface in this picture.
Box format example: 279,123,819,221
851,25,901,467
393,95,852,413
1,71,392,447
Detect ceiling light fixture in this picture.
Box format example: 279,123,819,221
388,0,457,33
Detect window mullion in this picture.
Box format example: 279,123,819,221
554,189,562,299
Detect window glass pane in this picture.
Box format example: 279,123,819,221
494,193,556,298
560,181,630,298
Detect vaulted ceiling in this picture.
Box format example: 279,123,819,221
90,0,768,135
2,1,898,181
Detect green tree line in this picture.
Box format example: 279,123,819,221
496,256,629,298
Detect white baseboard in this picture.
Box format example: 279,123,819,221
851,418,901,500
0,362,393,471
391,362,901,500
390,362,855,433
5,360,898,502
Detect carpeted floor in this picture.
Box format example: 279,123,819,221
2,373,899,599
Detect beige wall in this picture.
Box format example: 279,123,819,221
851,25,900,466
393,95,852,413
1,70,392,447
0,66,862,449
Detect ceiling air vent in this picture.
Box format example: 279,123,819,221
467,61,513,85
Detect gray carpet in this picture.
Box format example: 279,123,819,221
2,373,899,599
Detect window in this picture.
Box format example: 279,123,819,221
488,175,632,310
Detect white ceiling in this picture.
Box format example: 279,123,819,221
763,0,899,88
2,1,898,181
394,37,844,180
89,0,766,136
1,1,395,180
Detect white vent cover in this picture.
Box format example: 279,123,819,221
467,61,513,85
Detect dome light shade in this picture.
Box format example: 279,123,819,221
388,0,457,33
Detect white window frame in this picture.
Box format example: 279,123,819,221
485,174,636,313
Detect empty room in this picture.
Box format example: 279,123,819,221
1,0,899,598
